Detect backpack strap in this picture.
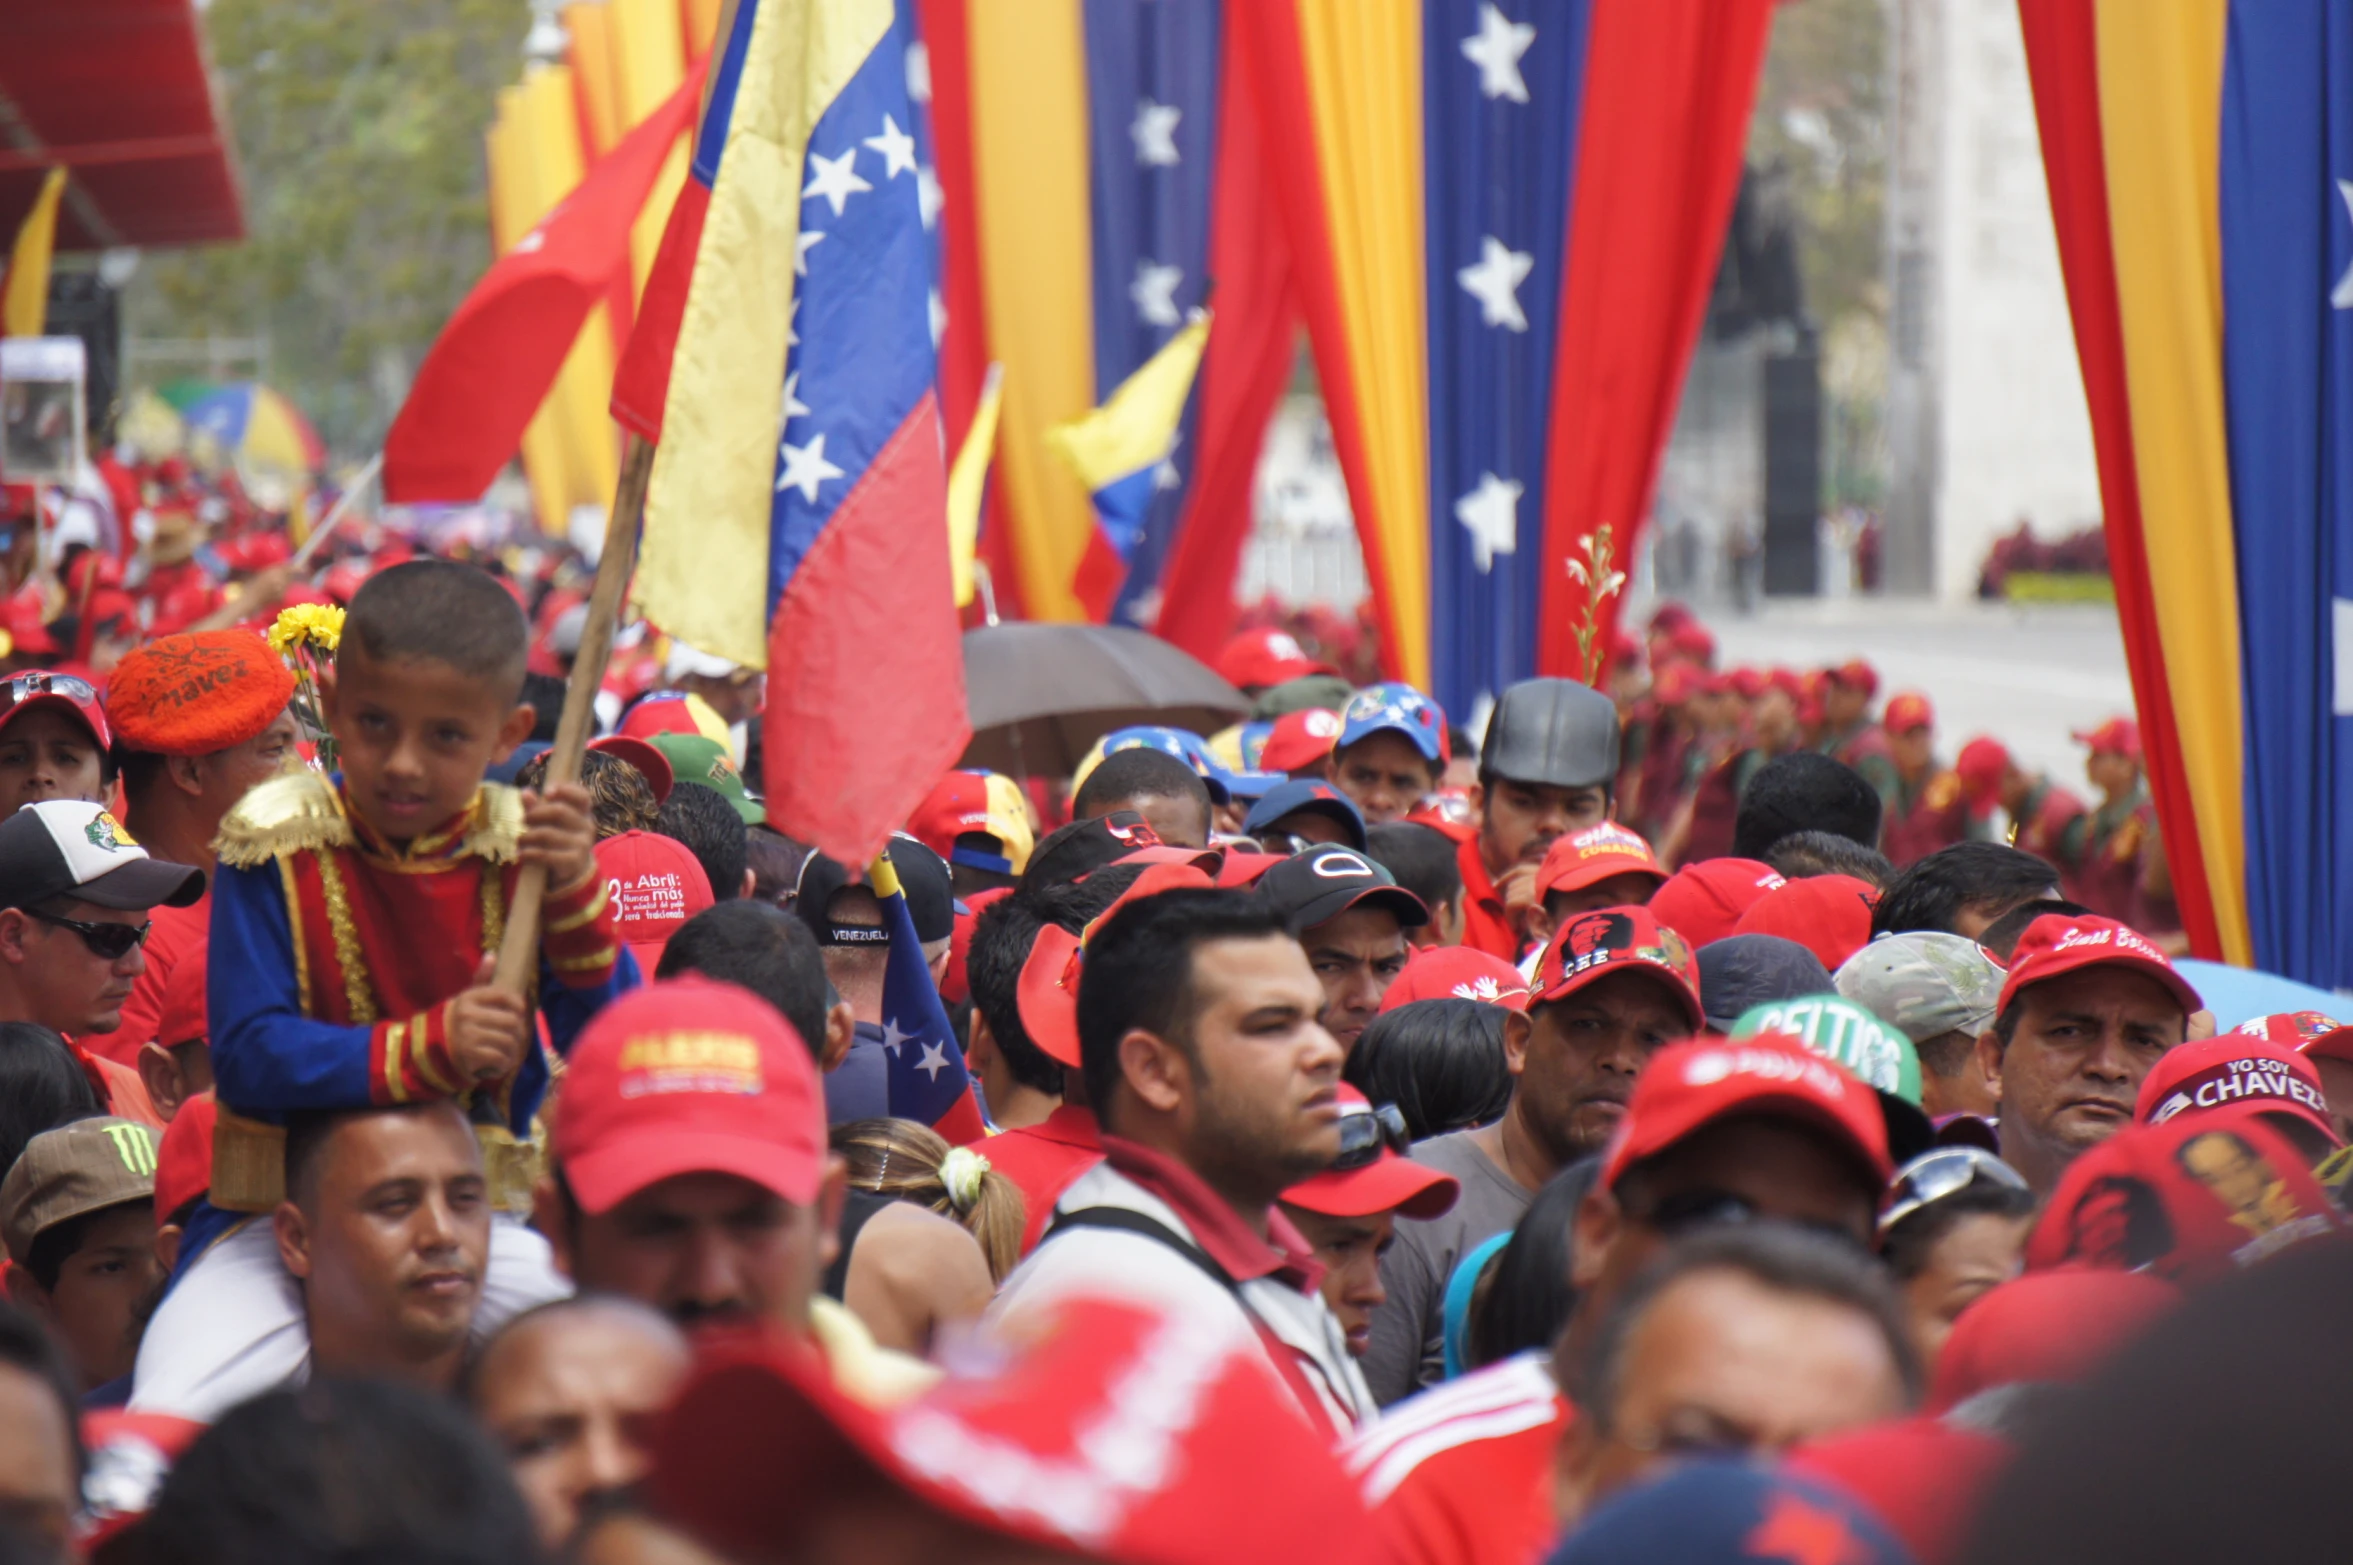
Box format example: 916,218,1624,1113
1044,1205,1241,1294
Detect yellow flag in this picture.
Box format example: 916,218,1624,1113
2,167,67,338
947,363,1004,608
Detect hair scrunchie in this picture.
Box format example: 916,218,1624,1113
939,1146,990,1214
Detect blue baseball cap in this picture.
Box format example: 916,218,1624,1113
1546,1460,1915,1565
1099,725,1287,805
1243,779,1368,851
1336,682,1450,766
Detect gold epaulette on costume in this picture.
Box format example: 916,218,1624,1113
462,785,528,864
213,771,351,868
211,1107,288,1213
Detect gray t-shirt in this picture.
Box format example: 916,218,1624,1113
1363,1128,1534,1406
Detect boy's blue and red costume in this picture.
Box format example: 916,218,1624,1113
130,769,639,1419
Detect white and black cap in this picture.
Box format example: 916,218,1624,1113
0,801,204,912
1255,843,1428,933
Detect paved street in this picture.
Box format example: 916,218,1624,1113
1692,596,2134,787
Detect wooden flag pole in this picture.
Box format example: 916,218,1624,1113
491,432,653,998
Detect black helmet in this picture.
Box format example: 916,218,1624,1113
1479,678,1619,791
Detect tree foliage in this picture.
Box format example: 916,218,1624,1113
125,0,523,452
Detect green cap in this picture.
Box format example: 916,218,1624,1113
647,733,764,826
1250,674,1354,722
1729,994,1923,1106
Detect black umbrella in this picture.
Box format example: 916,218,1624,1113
959,622,1249,778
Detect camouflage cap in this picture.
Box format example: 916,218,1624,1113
1833,932,2003,1046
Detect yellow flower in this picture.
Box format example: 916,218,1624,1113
267,602,345,658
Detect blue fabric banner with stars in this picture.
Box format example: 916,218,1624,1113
872,847,987,1143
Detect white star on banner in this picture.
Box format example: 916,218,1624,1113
776,432,845,503
795,229,825,275
782,372,810,422
2333,179,2353,309
1461,3,1536,102
929,288,947,348
917,165,944,229
1131,260,1184,327
1458,235,1533,330
1155,429,1185,492
864,114,918,179
787,295,801,346
803,148,872,217
916,1040,951,1080
880,1017,912,1054
2334,599,2353,715
1131,98,1182,166
1454,472,1523,573
905,41,932,104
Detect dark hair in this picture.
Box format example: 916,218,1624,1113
1463,1157,1600,1371
0,1298,81,1482
1975,897,2090,961
515,748,659,838
1731,753,1883,860
23,1196,150,1294
1365,821,1464,913
1915,1027,1981,1081
1072,748,1211,830
1880,1179,2039,1282
517,672,568,744
1871,843,2063,939
139,1378,543,1565
1572,1223,1923,1431
967,867,1151,1100
1764,829,1896,889
341,560,530,701
0,1023,101,1178
1343,999,1512,1140
743,825,809,904
658,900,830,1059
1076,888,1291,1117
283,1102,467,1212
657,781,749,904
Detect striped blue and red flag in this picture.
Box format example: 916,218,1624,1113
871,847,985,1143
616,0,968,864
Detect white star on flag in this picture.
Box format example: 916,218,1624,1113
879,1016,912,1055
782,372,810,422
2333,179,2353,309
803,148,872,217
1458,235,1533,331
916,1040,951,1081
1131,260,1184,326
795,229,825,276
929,288,947,348
864,115,918,179
1455,472,1523,573
1131,98,1182,166
787,295,801,346
1155,430,1185,492
917,165,944,229
2334,599,2353,715
777,432,845,504
1461,4,1536,102
905,41,932,105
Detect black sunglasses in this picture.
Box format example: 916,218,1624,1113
1332,1100,1412,1172
27,908,151,961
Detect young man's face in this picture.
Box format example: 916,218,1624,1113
1980,967,2185,1192
1477,776,1609,873
14,1200,161,1389
326,644,533,841
1175,934,1346,1193
0,706,105,814
1889,725,1934,779
549,1166,845,1335
1280,1204,1394,1357
1299,905,1410,1052
2085,750,2141,801
1,896,150,1036
1513,971,1695,1162
1329,731,1437,826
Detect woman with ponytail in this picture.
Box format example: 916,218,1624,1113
831,1118,1027,1284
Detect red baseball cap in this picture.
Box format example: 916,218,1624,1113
1282,1087,1459,1221
587,733,674,803
2132,1035,2339,1152
553,978,826,1214
1016,861,1218,1067
594,830,715,977
1787,1418,2007,1565
2248,1008,2353,1064
1601,1029,1893,1190
1529,906,1704,1027
153,1091,216,1223
1215,627,1336,691
2072,716,2142,759
1882,691,1934,734
80,1408,207,1548
1669,622,1717,665
1533,822,1668,903
1649,662,1701,708
1925,1268,2177,1414
1730,874,1880,973
1647,859,1786,949
1375,945,1531,1013
1996,913,2202,1016
0,668,110,749
1258,706,1343,774
650,1295,1381,1565
1953,737,2011,818
1824,659,1879,697
2026,1103,2342,1286
155,938,208,1051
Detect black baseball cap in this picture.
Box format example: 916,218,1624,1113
793,835,956,946
1255,843,1428,934
1019,810,1164,890
0,801,203,912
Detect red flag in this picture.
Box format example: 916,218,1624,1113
381,64,703,504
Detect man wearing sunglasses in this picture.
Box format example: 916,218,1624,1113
1355,1028,1891,1565
1281,1087,1459,1360
0,800,203,1119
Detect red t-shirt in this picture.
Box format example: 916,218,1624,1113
982,1104,1104,1255
1345,1353,1573,1565
1454,833,1521,962
100,892,209,1066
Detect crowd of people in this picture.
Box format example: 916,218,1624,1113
0,475,2338,1565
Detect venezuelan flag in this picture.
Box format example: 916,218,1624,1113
1232,0,1774,714
1047,312,1210,569
2017,1,2353,976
